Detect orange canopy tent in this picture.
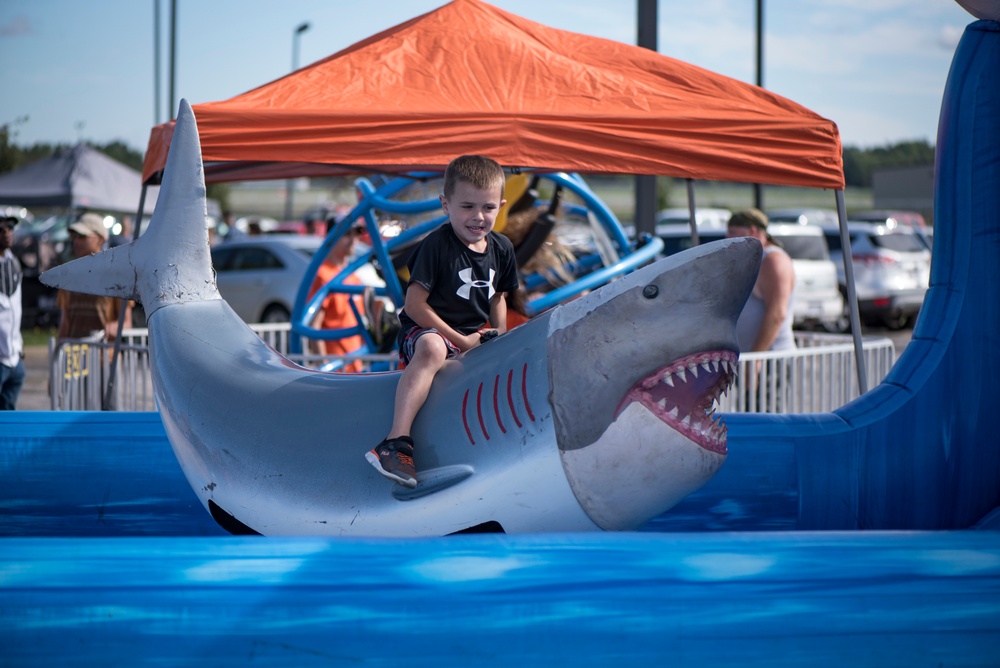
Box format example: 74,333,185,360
142,0,844,190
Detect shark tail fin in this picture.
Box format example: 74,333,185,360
41,99,219,316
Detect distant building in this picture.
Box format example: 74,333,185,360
872,165,934,223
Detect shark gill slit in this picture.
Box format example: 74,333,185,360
477,382,489,441
462,388,475,445
521,363,535,421
506,368,522,428
493,374,507,434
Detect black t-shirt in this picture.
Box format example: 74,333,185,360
399,224,518,335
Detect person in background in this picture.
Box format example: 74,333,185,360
726,208,796,412
56,212,132,342
725,208,796,354
0,215,25,410
218,210,245,243
307,220,366,373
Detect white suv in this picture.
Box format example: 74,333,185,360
820,222,931,330
655,207,732,230
656,223,844,331
766,223,844,331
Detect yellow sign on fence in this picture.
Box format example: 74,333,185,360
63,344,90,380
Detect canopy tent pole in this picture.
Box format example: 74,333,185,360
685,179,699,245
835,189,867,394
103,185,149,410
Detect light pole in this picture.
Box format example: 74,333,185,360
634,0,657,238
753,0,764,210
284,21,311,221
292,21,310,71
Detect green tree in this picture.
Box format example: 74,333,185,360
206,183,231,212
841,140,935,188
96,140,143,172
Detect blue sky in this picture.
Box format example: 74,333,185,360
0,0,976,154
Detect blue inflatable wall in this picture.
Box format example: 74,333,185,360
662,18,1000,533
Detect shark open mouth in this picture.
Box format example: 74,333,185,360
616,350,738,455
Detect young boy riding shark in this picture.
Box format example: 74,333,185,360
367,154,518,489
41,100,761,537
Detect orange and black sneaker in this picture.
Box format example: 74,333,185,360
366,436,417,488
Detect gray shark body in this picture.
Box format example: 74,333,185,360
42,100,760,536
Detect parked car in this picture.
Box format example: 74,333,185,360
656,223,843,330
655,225,726,257
12,212,121,326
767,208,839,227
269,220,326,236
12,213,75,278
210,235,324,323
767,223,844,330
655,207,732,229
851,210,932,250
851,209,927,231
820,222,932,330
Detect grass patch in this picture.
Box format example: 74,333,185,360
21,327,57,347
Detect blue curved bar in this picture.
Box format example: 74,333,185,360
290,170,657,353
526,235,663,314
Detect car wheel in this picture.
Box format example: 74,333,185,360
882,312,909,331
260,304,291,323
823,292,852,333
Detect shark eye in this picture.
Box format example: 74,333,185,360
642,285,659,299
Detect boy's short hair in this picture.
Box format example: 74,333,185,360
443,155,505,200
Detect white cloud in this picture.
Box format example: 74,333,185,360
939,24,965,49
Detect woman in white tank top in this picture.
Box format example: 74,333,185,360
725,209,796,353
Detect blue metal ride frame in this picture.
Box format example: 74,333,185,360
288,171,663,354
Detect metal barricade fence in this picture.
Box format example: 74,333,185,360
718,332,897,414
50,334,158,411
49,326,895,413
49,325,399,411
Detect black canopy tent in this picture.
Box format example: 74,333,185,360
0,144,158,213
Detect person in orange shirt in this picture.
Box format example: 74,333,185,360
308,222,366,372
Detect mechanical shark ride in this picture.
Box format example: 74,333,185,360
4,7,1000,665
40,100,761,537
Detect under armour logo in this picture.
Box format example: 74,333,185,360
456,268,495,300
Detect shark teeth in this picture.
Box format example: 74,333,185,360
625,350,739,455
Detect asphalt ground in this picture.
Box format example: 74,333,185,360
16,345,51,411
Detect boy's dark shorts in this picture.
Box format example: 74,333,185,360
397,325,462,367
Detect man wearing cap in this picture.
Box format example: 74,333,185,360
56,212,132,342
726,208,796,354
0,215,25,409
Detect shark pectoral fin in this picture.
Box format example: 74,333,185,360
391,464,475,501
